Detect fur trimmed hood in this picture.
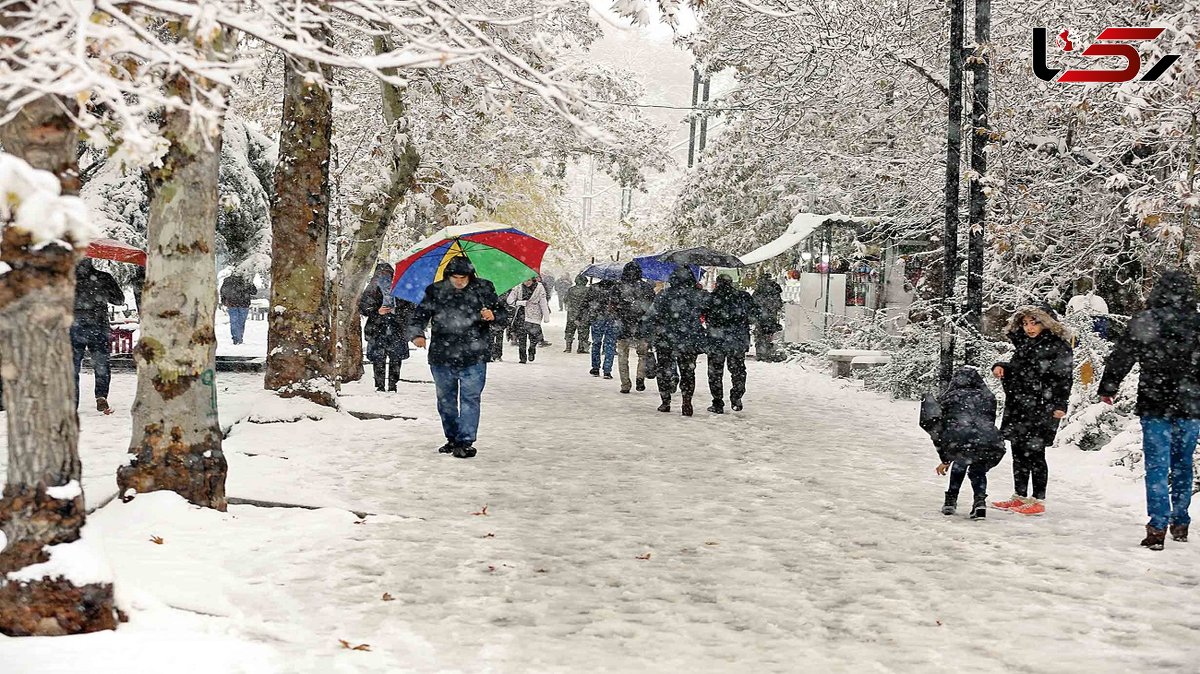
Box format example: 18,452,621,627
1005,306,1072,343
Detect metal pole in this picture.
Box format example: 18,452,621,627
698,77,712,155
823,224,832,334
940,0,965,390
687,68,700,168
965,0,990,364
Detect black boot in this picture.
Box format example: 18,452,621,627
657,397,671,413
635,378,645,392
681,396,693,417
707,399,724,414
941,491,957,516
731,398,744,412
970,495,987,519
1141,525,1167,551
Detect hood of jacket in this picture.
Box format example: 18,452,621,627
1147,269,1197,312
444,255,476,279
621,261,643,283
574,274,588,286
668,265,695,288
948,366,987,393
1005,305,1072,343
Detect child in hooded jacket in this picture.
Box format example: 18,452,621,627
920,366,1007,519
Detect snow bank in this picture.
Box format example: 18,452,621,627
46,479,83,500
7,520,113,585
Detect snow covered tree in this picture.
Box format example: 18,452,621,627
117,25,233,511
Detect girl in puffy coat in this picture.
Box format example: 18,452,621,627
921,367,1006,519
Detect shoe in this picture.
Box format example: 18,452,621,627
707,403,724,414
603,373,613,380
437,441,457,454
96,397,113,415
577,348,588,354
681,397,693,417
529,354,535,362
563,346,572,353
1170,524,1189,542
970,496,987,519
657,398,671,413
1012,499,1045,516
731,399,743,412
387,384,398,392
375,385,385,392
519,360,527,364
941,491,957,516
635,378,645,392
1141,525,1167,551
452,444,477,459
992,495,1026,510
590,368,599,377
620,387,630,394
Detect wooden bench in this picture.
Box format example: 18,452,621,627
827,349,890,378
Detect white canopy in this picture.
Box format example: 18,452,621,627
738,212,879,265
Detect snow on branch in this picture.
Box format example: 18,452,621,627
0,152,98,255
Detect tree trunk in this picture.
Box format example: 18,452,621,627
265,43,337,407
332,36,421,383
963,0,990,364
939,0,965,391
117,58,229,510
0,97,118,636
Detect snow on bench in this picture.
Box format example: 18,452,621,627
826,349,891,377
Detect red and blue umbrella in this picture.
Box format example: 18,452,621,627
390,223,550,303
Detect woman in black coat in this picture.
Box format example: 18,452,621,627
360,263,411,392
991,306,1073,514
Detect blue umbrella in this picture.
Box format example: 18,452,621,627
581,261,624,281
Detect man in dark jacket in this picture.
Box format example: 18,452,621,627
72,258,125,414
612,261,656,393
642,266,707,416
220,272,258,345
704,275,759,413
564,274,591,353
555,275,572,311
1099,269,1200,550
921,367,1006,519
408,256,508,458
753,275,784,361
587,279,619,378
360,263,410,392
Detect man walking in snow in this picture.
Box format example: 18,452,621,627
642,266,707,416
72,258,125,414
220,271,257,345
1098,269,1200,550
611,261,656,394
703,274,759,413
564,274,591,353
408,256,508,458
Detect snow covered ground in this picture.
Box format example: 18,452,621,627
3,309,1200,673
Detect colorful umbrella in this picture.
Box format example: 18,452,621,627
390,222,549,303
86,238,146,266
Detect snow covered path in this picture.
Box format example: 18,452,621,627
4,311,1200,673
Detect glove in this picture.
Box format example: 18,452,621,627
517,300,528,307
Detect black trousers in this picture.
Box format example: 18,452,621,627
565,315,589,351
371,354,403,390
516,322,542,362
948,459,989,499
489,327,505,361
1011,437,1049,499
656,348,697,400
708,352,747,405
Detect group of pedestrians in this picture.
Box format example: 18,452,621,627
563,261,783,417
922,269,1200,551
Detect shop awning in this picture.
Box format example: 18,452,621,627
738,212,879,265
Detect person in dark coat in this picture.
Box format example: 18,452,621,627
72,258,125,414
991,305,1073,515
642,265,708,416
704,274,759,414
555,276,572,311
220,272,258,345
1098,269,1200,550
921,367,1006,519
564,274,591,353
587,279,619,378
753,275,784,361
359,263,411,392
612,261,656,393
407,255,508,458
131,265,145,314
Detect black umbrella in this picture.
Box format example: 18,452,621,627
657,246,745,268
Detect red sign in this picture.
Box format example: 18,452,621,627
1033,27,1180,83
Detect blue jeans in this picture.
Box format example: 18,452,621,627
228,307,249,344
430,363,488,445
1140,417,1200,529
71,324,111,403
590,319,617,374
